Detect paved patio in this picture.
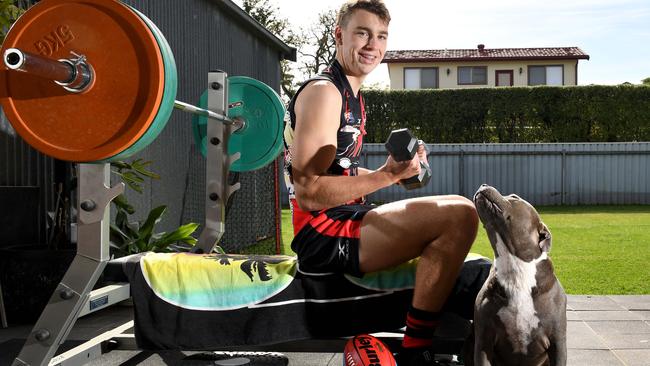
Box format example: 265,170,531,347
1,295,649,365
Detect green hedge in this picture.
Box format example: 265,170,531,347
362,85,650,143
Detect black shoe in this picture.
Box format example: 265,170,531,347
394,348,442,366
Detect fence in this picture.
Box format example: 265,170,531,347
281,142,650,206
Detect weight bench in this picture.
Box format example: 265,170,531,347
116,252,488,349
48,251,489,365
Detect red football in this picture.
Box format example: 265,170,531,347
343,334,396,366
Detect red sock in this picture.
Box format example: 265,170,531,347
402,306,442,349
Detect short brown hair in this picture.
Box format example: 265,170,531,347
337,0,391,28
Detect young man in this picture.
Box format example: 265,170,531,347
283,1,478,364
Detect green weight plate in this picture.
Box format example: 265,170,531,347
192,76,285,172
107,6,178,162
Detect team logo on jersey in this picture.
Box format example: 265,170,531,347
345,111,358,125
338,239,350,262
340,124,363,157
338,157,352,169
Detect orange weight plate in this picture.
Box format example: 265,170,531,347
0,0,165,162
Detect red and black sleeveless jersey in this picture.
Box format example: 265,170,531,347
284,60,367,233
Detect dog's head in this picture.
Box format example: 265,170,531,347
473,184,551,262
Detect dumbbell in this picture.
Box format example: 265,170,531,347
384,128,432,190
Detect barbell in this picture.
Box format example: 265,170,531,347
0,0,285,171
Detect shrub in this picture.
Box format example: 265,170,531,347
362,85,650,143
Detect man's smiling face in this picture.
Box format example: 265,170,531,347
335,9,388,78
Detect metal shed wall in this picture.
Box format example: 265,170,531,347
120,0,289,250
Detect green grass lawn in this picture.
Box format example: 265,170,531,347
280,205,650,295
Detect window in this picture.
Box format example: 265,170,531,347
528,65,564,86
495,70,513,87
458,66,487,85
404,68,438,89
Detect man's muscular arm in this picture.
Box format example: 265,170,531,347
291,81,419,211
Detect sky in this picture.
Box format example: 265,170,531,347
236,0,650,87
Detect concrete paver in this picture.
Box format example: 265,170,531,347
568,349,626,366
610,296,650,311
568,295,627,311
597,334,650,350
633,311,650,320
566,310,580,321
567,320,609,350
613,349,650,366
577,310,648,321
585,320,650,335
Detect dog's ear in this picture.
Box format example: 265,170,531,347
539,224,552,252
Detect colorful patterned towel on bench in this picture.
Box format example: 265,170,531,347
122,252,490,350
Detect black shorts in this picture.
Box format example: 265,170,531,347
291,204,375,277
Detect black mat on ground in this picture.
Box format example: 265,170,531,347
0,338,84,365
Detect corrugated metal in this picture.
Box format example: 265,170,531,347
281,142,650,206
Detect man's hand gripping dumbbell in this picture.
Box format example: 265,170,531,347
384,128,432,190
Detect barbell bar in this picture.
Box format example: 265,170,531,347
4,48,241,126
0,0,285,171
4,48,93,93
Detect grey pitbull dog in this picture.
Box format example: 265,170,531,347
470,185,567,366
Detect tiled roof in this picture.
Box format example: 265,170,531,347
383,46,589,63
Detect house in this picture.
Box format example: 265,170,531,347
382,45,589,90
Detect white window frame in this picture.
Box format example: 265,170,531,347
404,67,439,89
458,66,488,85
528,65,565,86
